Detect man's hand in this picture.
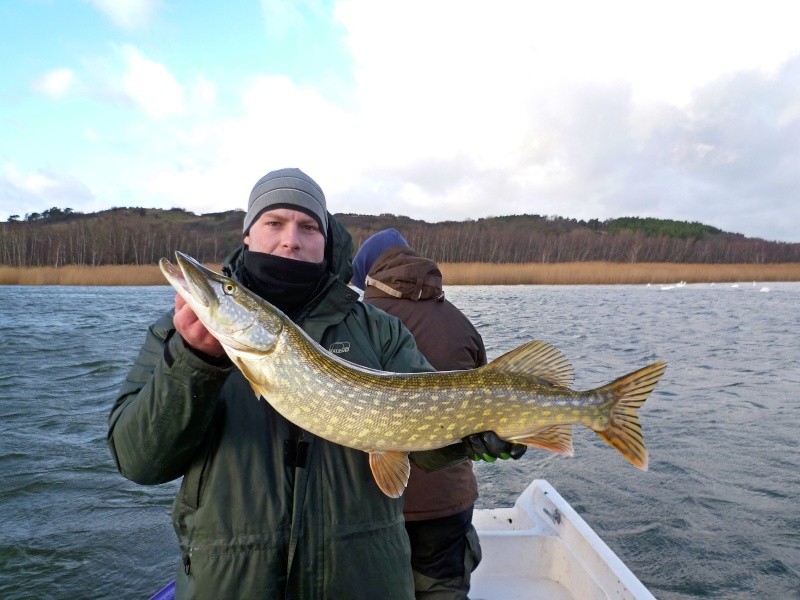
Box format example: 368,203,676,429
463,431,527,462
173,294,225,358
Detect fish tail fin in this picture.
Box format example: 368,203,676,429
594,361,667,471
512,424,574,456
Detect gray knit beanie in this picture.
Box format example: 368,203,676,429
243,168,328,238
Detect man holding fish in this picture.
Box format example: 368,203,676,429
108,168,524,600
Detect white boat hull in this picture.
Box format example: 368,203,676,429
471,479,655,600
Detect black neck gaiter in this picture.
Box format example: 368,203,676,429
242,250,328,317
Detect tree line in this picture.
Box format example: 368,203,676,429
2,207,798,267
0,207,243,267
340,214,800,264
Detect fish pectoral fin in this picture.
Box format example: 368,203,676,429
368,451,411,498
232,356,268,400
512,424,574,456
482,340,575,388
247,381,269,401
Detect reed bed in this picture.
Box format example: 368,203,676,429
439,262,800,285
0,264,221,286
1,262,800,286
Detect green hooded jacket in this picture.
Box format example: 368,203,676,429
108,215,461,599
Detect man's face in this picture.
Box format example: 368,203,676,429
244,208,325,263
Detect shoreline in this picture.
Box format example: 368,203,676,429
2,262,800,286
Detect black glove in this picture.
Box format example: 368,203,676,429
463,431,527,462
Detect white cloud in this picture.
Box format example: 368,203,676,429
259,0,304,36
87,0,161,31
181,76,218,119
122,46,184,117
31,69,75,99
312,0,800,239
1,164,95,218
11,1,800,242
258,0,331,37
121,33,800,241
143,75,359,215
5,164,66,196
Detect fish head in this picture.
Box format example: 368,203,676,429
159,251,283,354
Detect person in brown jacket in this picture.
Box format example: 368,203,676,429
352,229,526,599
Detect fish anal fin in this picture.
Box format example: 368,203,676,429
512,424,574,456
593,361,668,471
483,341,575,388
369,451,410,498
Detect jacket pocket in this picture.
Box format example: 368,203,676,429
181,402,225,510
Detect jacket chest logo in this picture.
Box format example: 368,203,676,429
329,341,351,354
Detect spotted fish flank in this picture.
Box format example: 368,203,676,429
160,252,667,498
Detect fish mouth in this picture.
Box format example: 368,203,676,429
159,251,279,355
159,252,225,308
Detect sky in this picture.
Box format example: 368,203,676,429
2,1,800,242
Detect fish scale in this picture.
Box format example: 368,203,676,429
161,252,667,498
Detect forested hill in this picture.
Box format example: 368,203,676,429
2,206,798,267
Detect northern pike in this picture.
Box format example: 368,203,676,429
160,252,667,498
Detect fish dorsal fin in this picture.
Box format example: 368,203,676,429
368,451,411,498
508,424,575,456
484,340,575,388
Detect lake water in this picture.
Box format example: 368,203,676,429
1,282,799,599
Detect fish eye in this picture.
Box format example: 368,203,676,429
223,283,236,295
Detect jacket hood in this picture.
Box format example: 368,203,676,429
363,245,444,302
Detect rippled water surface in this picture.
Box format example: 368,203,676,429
1,282,799,599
